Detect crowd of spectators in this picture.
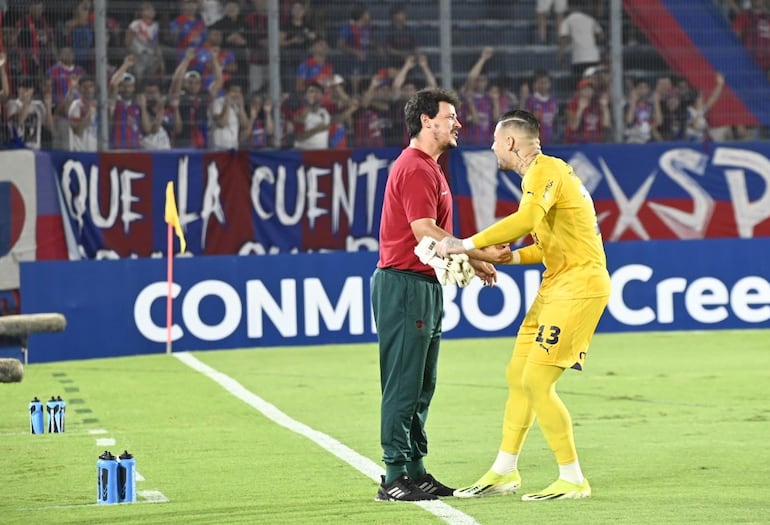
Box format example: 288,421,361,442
0,0,766,152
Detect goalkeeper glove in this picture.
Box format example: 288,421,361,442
414,236,476,287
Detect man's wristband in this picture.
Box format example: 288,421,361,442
461,238,476,251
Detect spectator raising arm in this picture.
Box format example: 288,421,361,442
462,46,494,96
208,51,224,98
0,53,9,98
170,48,197,97
416,54,437,88
110,55,136,94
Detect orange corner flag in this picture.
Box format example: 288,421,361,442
165,181,187,254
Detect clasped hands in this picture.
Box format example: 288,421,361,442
415,236,511,288
414,236,475,287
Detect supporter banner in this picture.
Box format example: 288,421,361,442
44,148,399,259
0,151,47,291
0,150,68,291
0,151,36,290
451,142,770,241
20,238,770,363
46,142,770,259
2,141,768,289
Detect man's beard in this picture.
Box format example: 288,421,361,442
439,130,458,151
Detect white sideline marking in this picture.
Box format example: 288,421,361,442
138,490,169,503
96,437,116,446
88,429,108,435
174,352,480,525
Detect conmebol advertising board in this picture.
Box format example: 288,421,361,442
20,238,770,363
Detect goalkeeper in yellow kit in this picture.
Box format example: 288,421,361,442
436,109,611,501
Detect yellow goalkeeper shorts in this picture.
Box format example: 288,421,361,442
512,293,609,370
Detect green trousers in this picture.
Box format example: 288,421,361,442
371,268,443,466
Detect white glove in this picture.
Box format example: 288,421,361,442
414,236,475,287
445,252,475,287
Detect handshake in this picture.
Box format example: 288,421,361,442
414,236,475,287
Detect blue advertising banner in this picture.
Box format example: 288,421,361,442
20,238,770,363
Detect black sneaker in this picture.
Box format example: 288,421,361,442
375,474,438,502
414,473,455,497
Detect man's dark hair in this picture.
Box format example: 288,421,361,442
223,79,241,91
498,109,540,137
404,87,461,138
16,76,35,90
140,78,161,92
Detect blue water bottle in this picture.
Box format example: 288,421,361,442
46,396,62,433
96,451,119,504
29,397,44,434
118,451,137,503
55,396,66,432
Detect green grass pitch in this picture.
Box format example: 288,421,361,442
1,330,768,524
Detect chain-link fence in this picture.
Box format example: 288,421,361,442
1,0,768,152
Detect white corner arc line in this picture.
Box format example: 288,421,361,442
174,352,480,525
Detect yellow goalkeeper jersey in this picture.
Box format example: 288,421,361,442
507,153,610,299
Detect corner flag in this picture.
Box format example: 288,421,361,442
165,181,186,254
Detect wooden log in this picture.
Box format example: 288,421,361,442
0,313,67,365
0,358,23,382
0,314,67,336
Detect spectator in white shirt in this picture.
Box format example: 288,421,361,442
68,75,99,151
126,2,164,84
293,81,331,150
558,1,604,89
210,80,248,150
139,79,173,150
7,76,50,149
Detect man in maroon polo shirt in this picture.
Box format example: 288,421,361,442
371,87,510,502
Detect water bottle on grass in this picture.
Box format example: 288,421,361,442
29,397,44,434
96,451,119,504
118,450,136,503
